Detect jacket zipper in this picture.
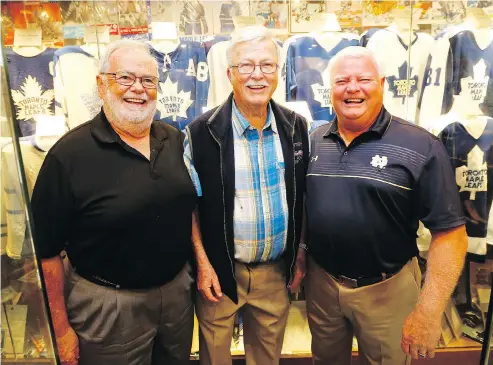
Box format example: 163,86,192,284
289,113,297,283
207,124,237,282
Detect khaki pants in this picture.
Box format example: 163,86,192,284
66,264,194,365
196,261,290,365
306,257,421,365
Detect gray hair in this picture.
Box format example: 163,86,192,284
327,46,384,85
99,39,158,76
226,25,280,65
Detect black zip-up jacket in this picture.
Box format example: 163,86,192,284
186,94,309,303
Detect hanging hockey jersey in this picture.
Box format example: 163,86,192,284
219,1,242,34
437,117,493,255
179,1,208,35
420,29,493,130
53,46,103,129
284,34,359,123
360,28,434,124
6,48,55,136
150,41,209,130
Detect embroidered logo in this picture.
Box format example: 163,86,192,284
371,155,388,169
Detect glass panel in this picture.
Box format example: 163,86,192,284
1,27,59,364
4,0,493,362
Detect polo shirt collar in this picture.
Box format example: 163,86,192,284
232,100,276,136
324,107,391,139
91,109,168,144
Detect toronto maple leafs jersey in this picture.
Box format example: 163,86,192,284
420,30,493,130
360,29,434,124
437,117,493,255
6,48,56,136
284,34,359,123
150,41,209,130
53,46,103,129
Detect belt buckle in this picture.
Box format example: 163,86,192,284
339,275,358,288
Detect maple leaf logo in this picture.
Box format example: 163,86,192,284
458,59,489,106
455,146,487,201
11,76,54,121
80,86,103,119
387,61,418,104
157,78,193,122
311,71,333,113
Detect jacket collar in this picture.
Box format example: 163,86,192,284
207,93,295,142
91,109,168,144
324,107,391,139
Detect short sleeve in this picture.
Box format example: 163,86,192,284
183,132,202,197
31,154,74,258
417,139,465,231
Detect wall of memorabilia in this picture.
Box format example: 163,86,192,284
2,0,493,362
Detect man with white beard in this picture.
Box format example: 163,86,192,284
31,40,197,365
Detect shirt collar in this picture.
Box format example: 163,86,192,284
324,107,391,139
91,109,167,144
231,100,276,136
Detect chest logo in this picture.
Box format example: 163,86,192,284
387,61,418,102
371,154,388,169
11,75,54,121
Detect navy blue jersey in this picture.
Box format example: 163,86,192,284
438,118,493,254
284,35,359,123
150,41,209,130
6,48,56,136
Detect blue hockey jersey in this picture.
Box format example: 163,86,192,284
284,35,359,123
6,48,56,136
437,117,493,255
150,41,209,130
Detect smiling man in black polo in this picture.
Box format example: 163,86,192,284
303,46,467,365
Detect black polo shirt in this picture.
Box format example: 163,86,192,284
306,107,465,278
32,111,197,289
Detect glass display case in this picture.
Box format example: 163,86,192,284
1,36,59,364
2,0,493,363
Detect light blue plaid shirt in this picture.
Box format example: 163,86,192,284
183,101,288,263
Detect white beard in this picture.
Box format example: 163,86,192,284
104,87,157,127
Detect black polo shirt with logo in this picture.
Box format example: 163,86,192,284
32,111,197,289
306,107,465,279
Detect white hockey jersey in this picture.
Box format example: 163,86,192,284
53,46,104,129
360,28,434,124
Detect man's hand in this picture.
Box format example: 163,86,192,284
197,262,223,302
401,307,441,360
56,327,79,365
288,247,306,292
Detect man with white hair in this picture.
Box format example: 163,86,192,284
304,45,468,364
32,40,197,365
184,25,309,365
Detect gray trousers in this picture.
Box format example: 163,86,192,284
65,264,194,365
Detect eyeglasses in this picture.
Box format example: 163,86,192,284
101,71,159,89
230,62,278,74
